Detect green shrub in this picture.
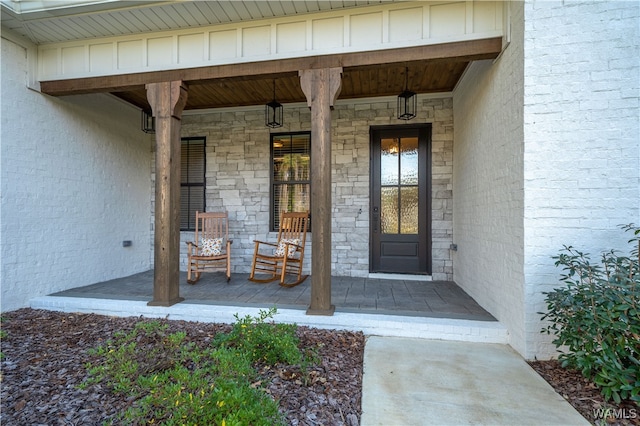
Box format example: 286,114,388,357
541,224,640,403
82,308,310,425
213,307,302,365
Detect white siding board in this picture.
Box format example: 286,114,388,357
350,12,383,47
117,40,143,69
312,17,344,50
430,2,466,38
389,7,423,43
147,36,173,67
209,30,238,61
89,43,113,72
37,1,504,81
277,21,307,53
178,33,205,64
473,1,500,33
242,25,271,57
61,45,85,75
41,47,59,76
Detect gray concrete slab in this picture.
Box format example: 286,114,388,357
49,270,496,321
361,337,590,426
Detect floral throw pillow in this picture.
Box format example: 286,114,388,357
274,238,300,258
200,237,223,256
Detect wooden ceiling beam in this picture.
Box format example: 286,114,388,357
40,37,502,97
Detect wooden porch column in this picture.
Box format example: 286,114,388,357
146,81,188,307
300,67,342,315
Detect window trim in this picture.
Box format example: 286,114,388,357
180,136,206,231
269,131,311,232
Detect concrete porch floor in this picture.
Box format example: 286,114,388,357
31,270,508,344
48,270,494,321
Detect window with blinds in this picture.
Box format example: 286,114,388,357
180,137,205,231
271,132,311,231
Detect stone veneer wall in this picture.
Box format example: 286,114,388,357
176,96,454,280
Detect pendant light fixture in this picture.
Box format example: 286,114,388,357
397,66,417,121
265,80,283,128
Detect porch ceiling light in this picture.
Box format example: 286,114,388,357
397,67,417,121
141,110,155,134
265,80,283,128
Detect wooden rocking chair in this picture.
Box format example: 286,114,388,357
249,211,309,287
186,211,232,284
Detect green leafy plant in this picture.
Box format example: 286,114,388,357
541,224,640,403
213,307,302,365
82,308,312,425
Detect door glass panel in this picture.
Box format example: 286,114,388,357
400,186,418,234
380,138,399,185
400,137,418,185
381,187,399,234
380,136,419,235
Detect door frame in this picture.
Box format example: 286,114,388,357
369,123,432,274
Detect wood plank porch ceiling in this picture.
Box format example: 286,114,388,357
40,37,502,111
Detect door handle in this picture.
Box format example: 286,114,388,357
373,206,379,232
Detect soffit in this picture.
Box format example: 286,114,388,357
6,1,503,111
110,60,470,111
39,37,502,111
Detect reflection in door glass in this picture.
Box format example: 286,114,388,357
379,136,419,235
381,187,399,234
380,138,399,186
400,186,418,234
400,137,418,185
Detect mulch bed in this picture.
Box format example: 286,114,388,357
1,308,363,425
528,360,639,426
1,308,638,425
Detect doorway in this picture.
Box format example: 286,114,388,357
370,125,432,274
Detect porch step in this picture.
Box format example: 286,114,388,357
30,296,508,344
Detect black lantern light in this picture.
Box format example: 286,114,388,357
397,67,417,121
141,110,155,133
265,80,283,128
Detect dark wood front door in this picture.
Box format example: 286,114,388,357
370,125,431,274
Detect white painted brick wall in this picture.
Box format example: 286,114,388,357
453,0,639,359
180,96,455,280
1,37,153,312
522,0,639,359
452,0,527,357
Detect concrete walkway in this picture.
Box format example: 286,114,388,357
361,337,590,426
